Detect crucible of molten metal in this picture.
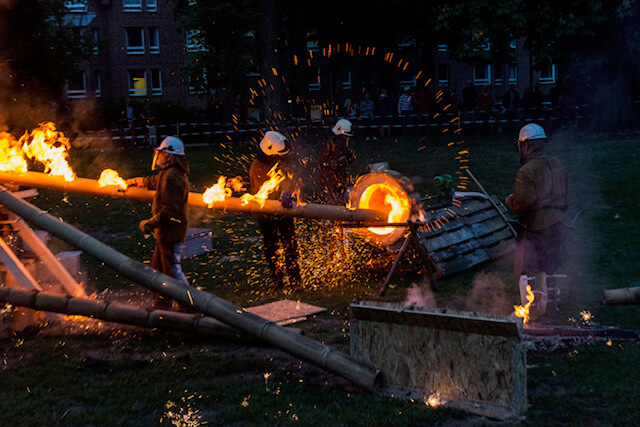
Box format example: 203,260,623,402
0,171,386,223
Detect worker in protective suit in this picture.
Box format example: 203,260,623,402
127,136,190,310
506,123,568,317
319,118,355,205
249,131,303,292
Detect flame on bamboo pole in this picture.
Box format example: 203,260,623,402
0,185,381,391
0,171,384,223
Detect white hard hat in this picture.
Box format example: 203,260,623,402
156,136,185,155
259,131,288,156
518,123,547,143
332,118,353,136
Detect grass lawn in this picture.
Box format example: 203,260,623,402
1,126,640,425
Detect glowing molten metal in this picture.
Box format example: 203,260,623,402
98,169,127,190
359,183,411,235
240,164,284,208
514,285,535,324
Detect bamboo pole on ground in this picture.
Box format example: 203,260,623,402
0,185,381,390
0,286,254,340
603,287,640,306
0,171,384,223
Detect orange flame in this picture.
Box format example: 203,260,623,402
98,169,127,190
203,176,246,207
514,285,535,324
240,164,284,208
0,131,28,172
358,183,410,235
20,122,75,181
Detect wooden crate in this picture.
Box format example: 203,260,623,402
350,300,526,420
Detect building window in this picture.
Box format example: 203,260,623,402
438,63,450,85
508,63,518,84
94,71,102,97
149,27,159,54
437,44,448,52
92,28,99,55
123,0,142,12
495,65,503,86
186,29,207,52
399,77,416,89
473,64,491,85
65,0,87,12
146,0,157,12
309,67,321,91
306,41,319,53
151,69,162,95
67,71,86,98
539,63,556,84
126,27,145,54
188,69,207,94
342,71,351,90
128,70,147,96
510,39,517,49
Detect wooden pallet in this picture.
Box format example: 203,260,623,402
419,194,516,278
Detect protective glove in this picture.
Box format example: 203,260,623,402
126,177,144,188
281,191,293,209
139,219,155,234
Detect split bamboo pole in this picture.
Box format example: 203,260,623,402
0,185,381,390
0,171,384,223
0,286,248,340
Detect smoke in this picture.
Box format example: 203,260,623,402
402,281,437,310
463,271,512,315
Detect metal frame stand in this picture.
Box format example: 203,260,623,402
379,220,438,296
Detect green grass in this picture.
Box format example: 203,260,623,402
3,128,640,424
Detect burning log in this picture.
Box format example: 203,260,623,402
603,286,640,306
0,171,384,223
0,185,381,391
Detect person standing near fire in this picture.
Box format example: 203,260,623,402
126,136,191,310
250,131,303,292
319,118,355,205
505,123,568,317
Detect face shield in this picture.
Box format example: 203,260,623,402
151,150,172,170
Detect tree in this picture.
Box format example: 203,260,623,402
0,0,94,130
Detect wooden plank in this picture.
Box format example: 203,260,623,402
0,236,42,291
436,249,490,277
463,207,500,225
428,238,483,263
471,215,510,238
485,238,516,259
419,227,476,252
480,228,514,248
12,215,86,297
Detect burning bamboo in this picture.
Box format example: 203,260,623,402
0,185,381,390
0,171,384,223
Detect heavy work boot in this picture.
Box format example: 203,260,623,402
518,275,533,307
542,273,559,312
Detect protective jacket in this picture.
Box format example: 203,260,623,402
506,151,568,230
142,159,190,242
249,151,301,220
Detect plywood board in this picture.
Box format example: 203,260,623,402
350,300,526,420
247,299,326,325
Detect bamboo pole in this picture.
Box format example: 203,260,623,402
0,171,384,223
603,287,640,306
466,169,517,237
0,286,243,339
0,185,381,390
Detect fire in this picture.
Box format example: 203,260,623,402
240,164,284,208
98,169,127,190
203,176,246,207
514,284,535,324
358,183,411,235
0,131,28,172
20,122,75,181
